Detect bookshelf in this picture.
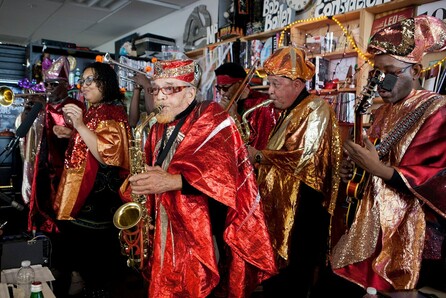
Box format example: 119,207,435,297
185,0,439,126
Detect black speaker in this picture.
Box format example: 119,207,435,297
0,236,50,270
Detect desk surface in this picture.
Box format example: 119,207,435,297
0,282,55,298
1,265,56,298
382,287,446,298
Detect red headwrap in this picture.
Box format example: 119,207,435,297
216,75,243,85
153,59,201,86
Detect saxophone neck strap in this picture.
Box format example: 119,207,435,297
155,104,198,167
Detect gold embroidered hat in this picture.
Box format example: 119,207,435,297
367,15,446,64
153,59,201,86
43,56,70,81
262,46,315,81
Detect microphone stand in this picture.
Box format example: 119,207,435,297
0,134,23,210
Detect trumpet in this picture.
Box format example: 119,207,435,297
96,53,151,77
225,60,260,112
0,86,49,107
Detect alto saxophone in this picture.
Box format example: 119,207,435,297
241,99,273,144
113,105,163,270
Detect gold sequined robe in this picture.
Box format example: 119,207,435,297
257,94,342,263
332,89,446,290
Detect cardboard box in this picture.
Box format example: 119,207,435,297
134,33,176,56
305,35,323,55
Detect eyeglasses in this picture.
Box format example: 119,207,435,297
44,81,60,88
77,76,96,87
215,83,235,93
149,85,190,95
370,64,412,78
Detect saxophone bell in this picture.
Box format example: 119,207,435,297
113,105,162,271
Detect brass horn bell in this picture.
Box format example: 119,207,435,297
0,86,13,106
0,86,49,107
113,201,143,230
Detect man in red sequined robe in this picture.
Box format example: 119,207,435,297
121,58,277,297
332,15,446,292
215,62,277,150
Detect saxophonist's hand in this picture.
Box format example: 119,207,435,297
129,165,182,195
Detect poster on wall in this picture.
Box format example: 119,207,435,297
370,7,415,36
0,85,24,134
262,0,293,32
218,0,249,39
417,0,446,21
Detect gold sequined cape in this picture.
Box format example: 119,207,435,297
332,89,446,290
53,104,131,220
257,94,342,263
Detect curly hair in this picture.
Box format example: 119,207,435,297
82,62,124,104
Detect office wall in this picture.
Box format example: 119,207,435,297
95,0,219,54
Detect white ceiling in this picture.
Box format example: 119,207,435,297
0,0,200,49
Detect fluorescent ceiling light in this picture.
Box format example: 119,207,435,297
136,0,181,10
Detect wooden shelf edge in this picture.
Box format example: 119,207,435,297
365,0,437,14
240,28,283,41
308,50,358,60
292,11,360,31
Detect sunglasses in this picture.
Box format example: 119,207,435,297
149,85,190,95
369,64,412,79
44,81,60,88
215,83,235,93
77,76,96,87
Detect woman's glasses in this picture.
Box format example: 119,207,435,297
77,76,96,86
149,85,190,95
215,83,235,93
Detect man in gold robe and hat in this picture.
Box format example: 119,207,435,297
246,46,343,297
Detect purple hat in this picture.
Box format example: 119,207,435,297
43,56,70,81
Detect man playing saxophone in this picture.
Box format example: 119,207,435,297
215,62,277,149
120,58,277,297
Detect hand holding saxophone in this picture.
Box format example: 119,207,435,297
129,165,182,195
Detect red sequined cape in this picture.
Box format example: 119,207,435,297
124,100,277,297
53,103,131,220
28,97,84,232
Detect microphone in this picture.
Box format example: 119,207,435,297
0,191,24,211
0,102,43,161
